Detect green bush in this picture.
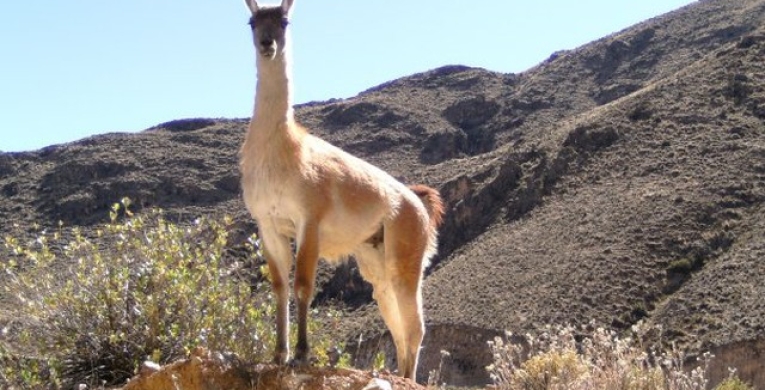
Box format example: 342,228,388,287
1,199,276,388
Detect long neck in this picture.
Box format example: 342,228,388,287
242,43,304,166
253,51,294,127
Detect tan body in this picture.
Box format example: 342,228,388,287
240,0,443,381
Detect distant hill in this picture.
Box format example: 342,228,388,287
2,0,765,386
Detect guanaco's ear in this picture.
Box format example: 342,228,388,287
245,0,259,14
281,0,294,16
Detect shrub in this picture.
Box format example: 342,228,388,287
667,257,696,274
1,199,276,388
0,342,53,389
488,323,712,390
713,372,754,390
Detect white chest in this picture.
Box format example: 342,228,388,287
241,166,301,236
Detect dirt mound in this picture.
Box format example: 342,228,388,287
121,348,423,390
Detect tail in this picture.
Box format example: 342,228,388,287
408,184,445,229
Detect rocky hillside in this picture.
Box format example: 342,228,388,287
2,0,765,387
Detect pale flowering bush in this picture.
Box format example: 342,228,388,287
486,322,737,390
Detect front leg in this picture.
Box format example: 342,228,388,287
259,226,293,365
292,222,320,365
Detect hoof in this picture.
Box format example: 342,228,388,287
288,354,316,367
272,351,289,365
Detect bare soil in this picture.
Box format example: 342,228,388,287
121,348,424,390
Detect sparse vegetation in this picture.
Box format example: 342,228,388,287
0,200,757,389
488,323,714,390
0,199,346,388
427,350,452,388
667,257,695,274
714,372,754,390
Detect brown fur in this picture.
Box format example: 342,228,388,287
409,184,445,230
240,0,443,381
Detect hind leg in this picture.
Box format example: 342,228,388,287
355,247,409,377
373,258,424,380
375,282,409,373
383,202,429,380
392,278,424,379
360,227,427,377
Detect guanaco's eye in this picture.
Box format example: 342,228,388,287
281,18,289,29
248,17,256,28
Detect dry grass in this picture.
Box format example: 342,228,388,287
487,323,752,390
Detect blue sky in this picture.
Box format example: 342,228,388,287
1,1,695,152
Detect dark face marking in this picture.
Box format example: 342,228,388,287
248,7,290,58
248,14,289,29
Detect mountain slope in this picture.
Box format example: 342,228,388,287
424,25,765,384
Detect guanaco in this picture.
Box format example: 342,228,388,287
239,0,444,380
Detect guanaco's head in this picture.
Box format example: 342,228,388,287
245,0,294,60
